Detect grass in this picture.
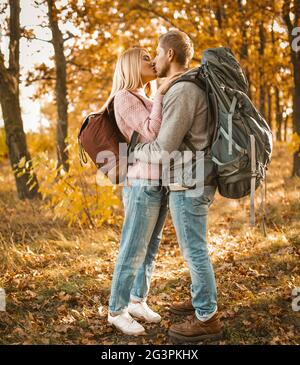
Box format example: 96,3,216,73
0,141,299,344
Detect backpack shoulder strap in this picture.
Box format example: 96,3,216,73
172,70,216,154
78,116,90,139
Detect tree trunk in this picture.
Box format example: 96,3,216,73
268,89,272,130
0,0,39,200
275,87,282,141
214,1,226,29
237,0,251,99
283,0,300,176
259,22,266,118
292,65,300,176
270,20,277,136
284,115,289,142
47,0,69,172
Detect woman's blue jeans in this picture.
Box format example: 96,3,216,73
109,179,168,314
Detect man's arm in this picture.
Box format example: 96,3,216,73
133,82,206,163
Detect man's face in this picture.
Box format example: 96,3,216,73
152,43,171,78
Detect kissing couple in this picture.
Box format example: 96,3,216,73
102,30,222,343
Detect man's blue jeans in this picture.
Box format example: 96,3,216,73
109,179,168,314
169,186,218,320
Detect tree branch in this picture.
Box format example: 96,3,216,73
129,4,180,30
63,31,77,43
67,60,93,74
33,0,47,7
26,75,56,85
0,2,8,15
22,35,52,43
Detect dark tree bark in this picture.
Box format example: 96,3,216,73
0,0,39,200
284,114,289,142
275,87,282,141
268,90,272,130
283,0,300,176
47,0,69,172
237,0,252,99
214,0,226,29
271,20,282,139
259,22,266,118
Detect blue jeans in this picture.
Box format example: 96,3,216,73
109,179,168,314
169,186,218,319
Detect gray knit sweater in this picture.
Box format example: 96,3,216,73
133,79,213,188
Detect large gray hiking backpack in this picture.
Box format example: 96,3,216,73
177,47,273,226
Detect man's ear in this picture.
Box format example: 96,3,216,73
167,48,175,62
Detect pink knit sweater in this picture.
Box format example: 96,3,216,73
114,89,163,180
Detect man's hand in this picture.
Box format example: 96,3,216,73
157,72,184,95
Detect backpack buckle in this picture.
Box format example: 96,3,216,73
202,65,209,78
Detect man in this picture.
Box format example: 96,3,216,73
133,30,223,343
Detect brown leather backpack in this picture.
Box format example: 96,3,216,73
78,92,144,184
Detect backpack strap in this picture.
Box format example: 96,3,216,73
78,113,98,165
260,174,267,236
258,169,268,236
228,96,238,155
176,76,214,155
250,134,256,226
183,138,197,154
78,114,91,139
128,131,139,166
79,142,88,165
172,68,220,154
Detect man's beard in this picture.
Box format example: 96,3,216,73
157,63,170,78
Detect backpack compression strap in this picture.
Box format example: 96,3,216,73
173,69,215,153
250,134,256,226
128,131,139,166
228,96,237,155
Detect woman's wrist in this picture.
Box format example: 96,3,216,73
154,92,164,100
155,90,164,97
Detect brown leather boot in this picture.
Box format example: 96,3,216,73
169,299,194,315
168,312,223,343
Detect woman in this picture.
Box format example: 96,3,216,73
102,47,178,336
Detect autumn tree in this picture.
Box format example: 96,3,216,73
27,0,296,166
283,0,300,176
47,0,69,172
0,0,39,199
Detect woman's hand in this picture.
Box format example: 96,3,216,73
157,72,184,95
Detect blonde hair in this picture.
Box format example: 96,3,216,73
100,47,151,112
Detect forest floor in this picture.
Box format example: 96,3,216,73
0,142,299,345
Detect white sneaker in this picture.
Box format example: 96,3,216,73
128,301,161,323
108,310,145,336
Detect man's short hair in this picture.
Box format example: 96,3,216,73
159,30,194,67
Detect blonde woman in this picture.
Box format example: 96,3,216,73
105,47,178,336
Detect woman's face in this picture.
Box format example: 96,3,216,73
140,50,156,84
